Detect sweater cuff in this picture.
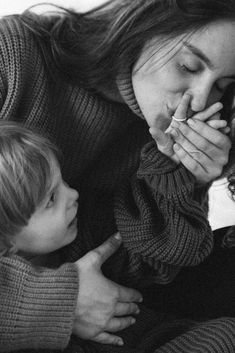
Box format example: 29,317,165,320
137,141,196,196
138,141,178,174
1,256,78,351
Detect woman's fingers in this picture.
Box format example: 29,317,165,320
92,332,124,346
107,316,136,332
114,302,140,316
116,282,143,303
92,315,139,346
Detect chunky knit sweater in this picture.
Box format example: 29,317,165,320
70,139,213,288
1,14,235,353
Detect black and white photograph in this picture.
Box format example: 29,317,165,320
1,1,235,352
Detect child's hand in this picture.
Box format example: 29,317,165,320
150,93,231,183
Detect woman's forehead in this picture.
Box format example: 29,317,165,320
135,20,235,77
188,21,235,76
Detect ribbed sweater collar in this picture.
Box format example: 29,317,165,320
116,68,145,120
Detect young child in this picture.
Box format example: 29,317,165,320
0,121,79,264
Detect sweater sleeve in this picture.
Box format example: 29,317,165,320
0,255,78,351
114,141,214,284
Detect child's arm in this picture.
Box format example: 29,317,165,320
115,94,229,284
114,141,213,285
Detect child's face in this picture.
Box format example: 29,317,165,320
14,159,79,256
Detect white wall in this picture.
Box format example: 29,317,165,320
0,0,105,16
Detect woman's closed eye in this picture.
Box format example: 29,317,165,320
181,64,198,73
177,61,201,74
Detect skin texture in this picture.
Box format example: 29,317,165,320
132,20,235,182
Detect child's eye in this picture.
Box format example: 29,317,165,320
46,192,56,208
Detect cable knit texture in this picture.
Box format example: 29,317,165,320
0,14,234,353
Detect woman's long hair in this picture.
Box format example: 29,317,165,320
20,0,235,90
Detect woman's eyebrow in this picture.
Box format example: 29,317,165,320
183,41,214,69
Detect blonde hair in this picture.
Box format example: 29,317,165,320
0,121,59,255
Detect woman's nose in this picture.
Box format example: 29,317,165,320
189,89,209,112
187,80,214,113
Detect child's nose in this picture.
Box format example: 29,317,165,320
70,187,79,202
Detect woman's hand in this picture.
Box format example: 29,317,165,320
150,93,231,184
73,233,142,346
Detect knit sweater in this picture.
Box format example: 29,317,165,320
0,14,235,353
70,139,213,288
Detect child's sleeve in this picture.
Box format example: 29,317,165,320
114,141,213,284
0,255,78,351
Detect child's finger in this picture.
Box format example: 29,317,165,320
220,126,230,134
207,119,227,130
173,93,191,121
192,102,223,122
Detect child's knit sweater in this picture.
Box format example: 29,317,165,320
71,139,212,288
0,14,232,353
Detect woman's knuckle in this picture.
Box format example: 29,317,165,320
220,155,228,166
197,141,207,151
218,134,231,149
190,163,199,174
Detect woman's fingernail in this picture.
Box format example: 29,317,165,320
173,143,180,151
187,119,195,126
131,318,136,324
170,128,179,137
171,120,179,128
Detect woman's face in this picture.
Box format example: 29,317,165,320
132,20,235,131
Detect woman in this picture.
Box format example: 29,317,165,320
1,0,235,352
